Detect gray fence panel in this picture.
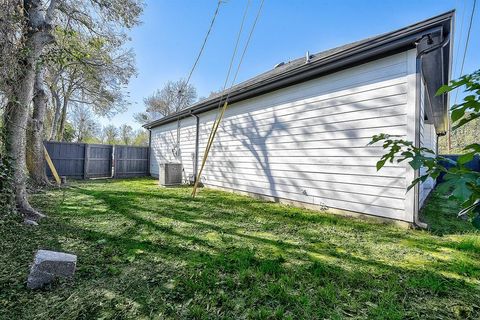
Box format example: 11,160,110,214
114,145,149,178
86,144,113,178
44,141,148,179
44,141,86,178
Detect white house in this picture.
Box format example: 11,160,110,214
145,12,454,226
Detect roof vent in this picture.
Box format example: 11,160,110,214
305,51,313,63
274,62,285,68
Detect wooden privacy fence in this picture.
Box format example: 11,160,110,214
113,146,150,178
44,141,149,179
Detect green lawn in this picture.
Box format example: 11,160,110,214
1,178,479,319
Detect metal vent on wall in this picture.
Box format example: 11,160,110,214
159,163,183,186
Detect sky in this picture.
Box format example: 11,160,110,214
100,0,480,130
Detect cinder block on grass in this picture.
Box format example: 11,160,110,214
27,250,77,289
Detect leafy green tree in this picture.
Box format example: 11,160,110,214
70,105,101,142
0,0,143,222
132,129,148,146
119,124,134,145
103,124,119,145
371,70,480,228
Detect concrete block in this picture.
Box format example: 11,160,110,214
27,250,77,289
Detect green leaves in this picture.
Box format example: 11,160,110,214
374,70,480,225
473,213,480,229
409,154,426,170
453,112,480,131
458,152,475,165
376,159,387,171
370,129,480,228
451,108,465,123
435,84,451,96
436,70,480,131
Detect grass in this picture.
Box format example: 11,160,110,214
0,178,479,319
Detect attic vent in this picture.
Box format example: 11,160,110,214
274,62,285,68
305,51,314,63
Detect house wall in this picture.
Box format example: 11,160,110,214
419,80,438,207
150,49,419,222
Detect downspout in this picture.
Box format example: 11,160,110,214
147,129,152,176
190,112,200,183
414,34,450,228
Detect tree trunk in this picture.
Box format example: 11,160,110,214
57,95,68,141
2,0,56,221
48,87,61,140
3,67,45,219
26,66,51,186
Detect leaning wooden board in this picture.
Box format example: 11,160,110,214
43,145,61,185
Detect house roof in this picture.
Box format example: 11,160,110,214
144,10,454,131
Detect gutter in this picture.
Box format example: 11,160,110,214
413,32,451,229
147,128,152,176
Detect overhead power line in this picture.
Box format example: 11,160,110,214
452,0,467,80
192,0,265,197
202,0,251,167
227,0,265,91
184,0,223,87
215,0,252,111
173,0,222,160
454,0,477,105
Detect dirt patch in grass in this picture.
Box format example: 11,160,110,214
1,178,479,319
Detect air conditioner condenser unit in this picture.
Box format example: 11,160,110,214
159,163,183,186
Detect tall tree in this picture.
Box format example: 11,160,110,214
135,79,197,124
1,3,24,215
70,104,100,142
132,129,148,146
103,124,118,144
119,124,133,145
0,0,143,222
46,27,136,141
26,67,51,185
2,0,57,220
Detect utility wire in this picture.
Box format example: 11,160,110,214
184,0,223,87
448,0,467,152
229,0,264,91
216,0,252,110
454,0,477,105
202,0,251,165
173,0,222,161
192,0,265,197
452,0,467,80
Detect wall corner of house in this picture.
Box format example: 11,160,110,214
404,48,420,224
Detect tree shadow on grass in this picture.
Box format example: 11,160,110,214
68,184,479,263
18,181,478,319
70,185,480,285
36,219,480,319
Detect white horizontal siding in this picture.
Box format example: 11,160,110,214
150,117,197,179
150,50,418,221
419,79,437,208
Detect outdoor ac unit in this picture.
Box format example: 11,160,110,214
159,163,183,186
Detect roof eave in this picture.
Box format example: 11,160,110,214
144,10,454,130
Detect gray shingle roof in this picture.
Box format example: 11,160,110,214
204,37,373,103
144,10,453,130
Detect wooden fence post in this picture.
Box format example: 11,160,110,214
83,144,90,179
112,145,117,179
